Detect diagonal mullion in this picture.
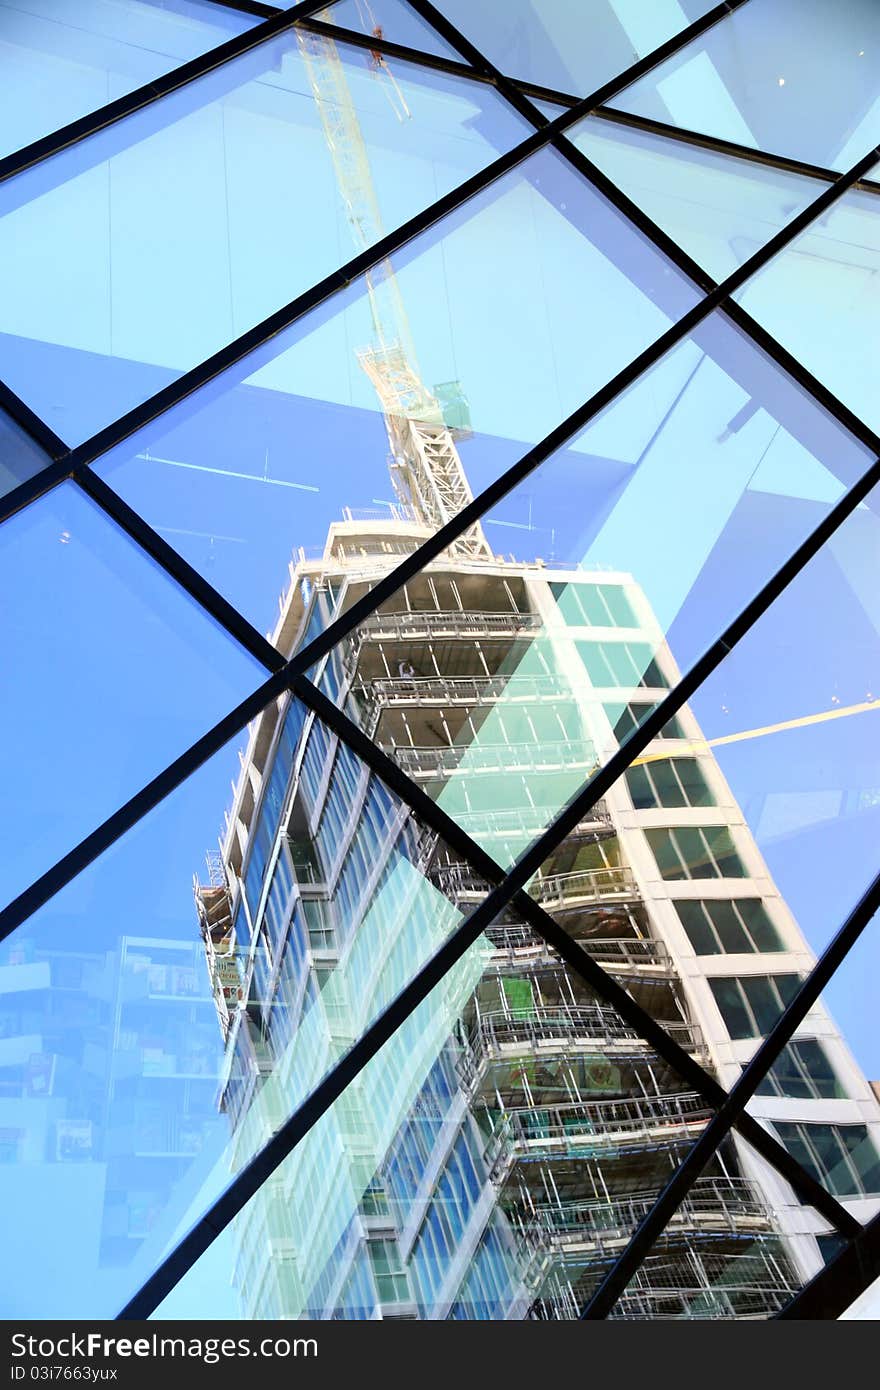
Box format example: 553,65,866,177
288,670,860,1239
580,865,880,1318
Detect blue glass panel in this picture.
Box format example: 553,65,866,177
736,181,880,437
0,406,51,499
0,30,530,444
570,114,821,281
431,0,720,97
0,481,264,910
610,0,880,171
0,0,254,160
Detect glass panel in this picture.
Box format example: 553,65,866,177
152,932,707,1320
0,480,263,911
430,0,720,99
0,692,490,1317
609,1132,824,1318
570,114,822,281
318,0,461,58
0,0,255,162
0,29,531,445
736,182,880,438
0,405,52,501
609,0,880,171
309,307,872,872
95,144,700,634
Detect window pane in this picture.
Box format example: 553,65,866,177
609,0,880,171
677,757,713,807
570,114,821,281
0,405,51,502
0,30,530,444
707,901,750,953
431,0,719,98
626,764,657,810
793,1041,847,1100
0,694,484,1316
0,481,263,911
646,828,684,880
738,900,783,952
0,0,254,161
710,978,752,1039
95,144,699,636
841,1126,880,1195
674,900,719,955
737,183,880,440
651,760,687,808
742,977,788,1035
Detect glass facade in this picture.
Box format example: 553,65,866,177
1,0,879,1323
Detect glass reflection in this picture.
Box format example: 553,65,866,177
427,0,720,99
96,144,699,633
0,694,487,1317
0,0,254,161
315,309,871,872
0,481,263,912
736,180,880,438
610,0,880,171
0,27,530,444
156,932,719,1320
569,114,821,282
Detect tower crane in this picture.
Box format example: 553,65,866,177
295,24,492,559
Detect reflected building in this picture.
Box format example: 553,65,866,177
195,503,880,1319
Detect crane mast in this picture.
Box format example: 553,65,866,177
295,27,492,558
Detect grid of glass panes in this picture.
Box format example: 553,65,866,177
0,0,878,1325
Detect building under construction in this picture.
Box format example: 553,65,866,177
195,509,880,1320
193,21,880,1320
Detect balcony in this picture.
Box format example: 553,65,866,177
483,1091,713,1180
389,739,596,781
485,928,672,977
512,1179,776,1289
533,1245,797,1320
527,866,639,912
457,1005,704,1093
355,673,579,735
344,608,544,669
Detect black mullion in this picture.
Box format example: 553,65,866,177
75,470,284,675
289,672,857,1235
204,0,281,17
0,0,333,189
580,867,880,1318
776,1210,880,1319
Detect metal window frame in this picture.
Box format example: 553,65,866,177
0,0,876,1322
